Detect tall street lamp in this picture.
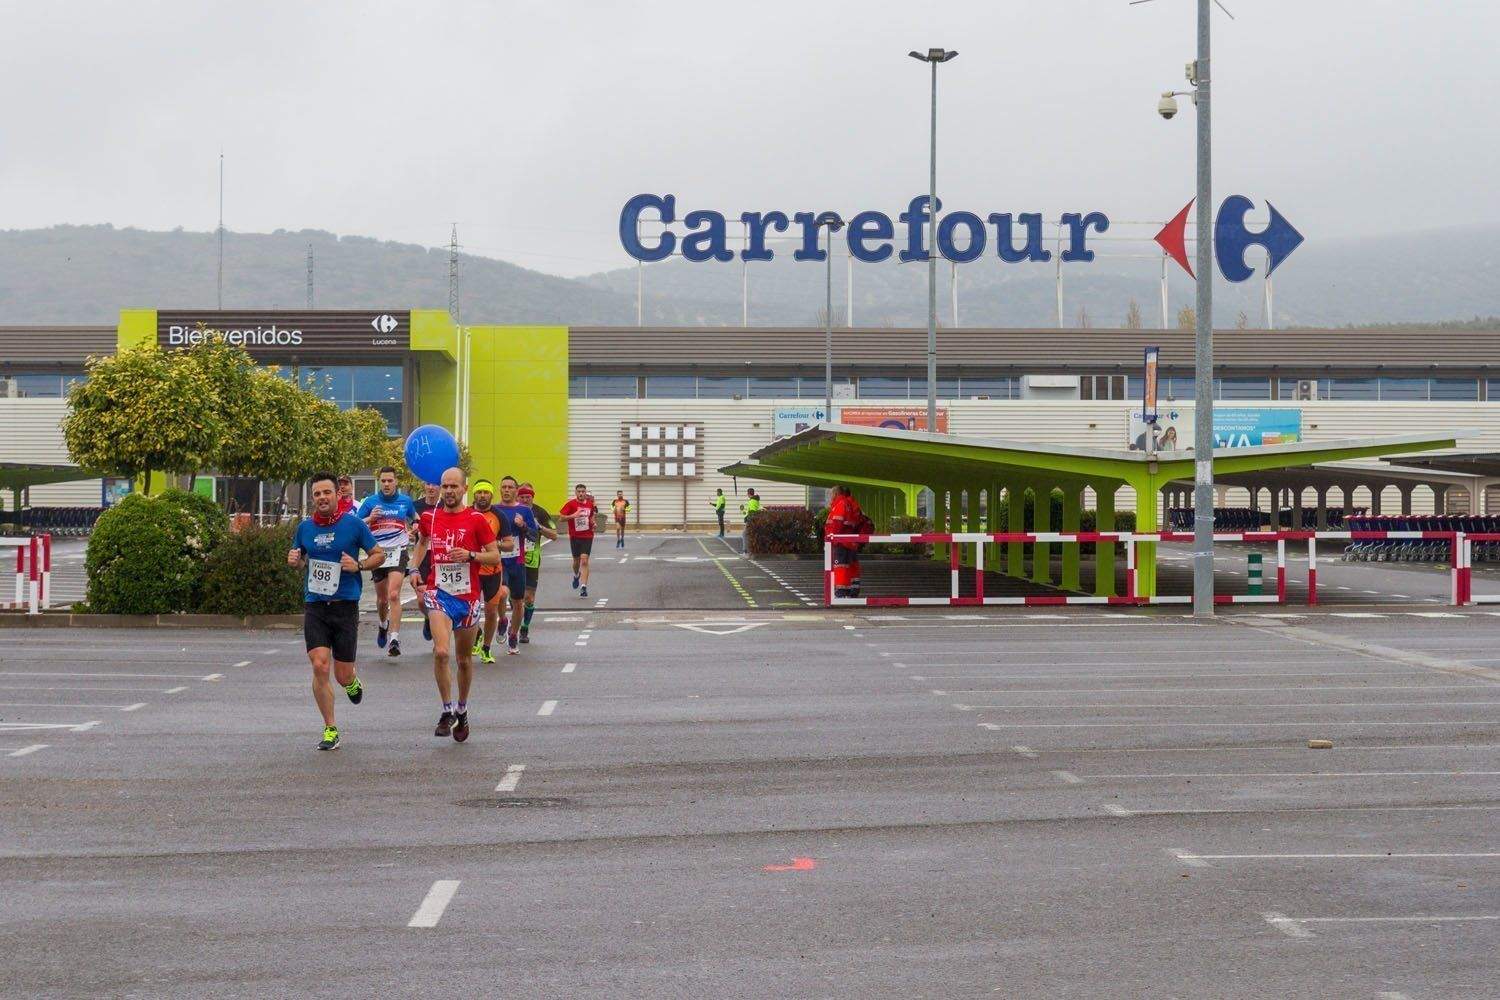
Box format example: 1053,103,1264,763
909,47,957,433
1157,1,1215,617
813,211,845,423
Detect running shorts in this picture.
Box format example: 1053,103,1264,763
480,573,505,604
570,536,593,558
304,600,359,662
524,564,540,590
422,588,481,631
370,548,409,583
502,561,527,600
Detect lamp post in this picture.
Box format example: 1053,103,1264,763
813,212,845,423
909,47,957,433
1157,1,1215,617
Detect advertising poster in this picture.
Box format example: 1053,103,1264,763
837,405,949,434
1143,346,1159,424
773,405,828,439
1127,407,1302,452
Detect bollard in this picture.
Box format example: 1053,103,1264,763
1247,552,1263,596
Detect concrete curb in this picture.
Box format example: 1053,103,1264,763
0,612,301,629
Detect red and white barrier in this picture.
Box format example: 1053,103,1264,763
1,534,51,614
824,529,1469,609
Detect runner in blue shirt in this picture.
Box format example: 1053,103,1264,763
288,471,384,751
495,475,540,655
356,466,417,657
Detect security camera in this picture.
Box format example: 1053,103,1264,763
1158,93,1179,120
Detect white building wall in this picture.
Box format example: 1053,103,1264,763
0,399,99,508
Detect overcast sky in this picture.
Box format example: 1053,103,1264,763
2,1,1495,277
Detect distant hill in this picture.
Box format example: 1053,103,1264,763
0,222,1495,329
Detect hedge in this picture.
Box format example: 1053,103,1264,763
197,523,304,616
744,508,820,555
84,495,204,614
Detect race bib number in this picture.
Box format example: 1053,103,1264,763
575,512,592,532
381,545,404,569
437,560,471,595
308,558,340,597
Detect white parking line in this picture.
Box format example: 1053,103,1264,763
121,703,147,712
1264,912,1498,939
233,660,251,668
537,700,557,716
0,672,219,680
0,721,100,732
1182,852,1500,862
495,764,526,792
0,702,144,711
562,662,576,674
5,744,47,757
407,880,461,928
1051,770,1081,784
1408,612,1465,619
165,686,187,694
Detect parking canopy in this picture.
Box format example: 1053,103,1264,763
721,422,1468,596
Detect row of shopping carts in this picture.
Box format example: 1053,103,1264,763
0,506,101,537
1342,515,1500,563
1166,507,1354,531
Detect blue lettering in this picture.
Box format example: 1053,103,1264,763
619,193,676,263
1059,211,1110,262
792,212,825,261
680,209,733,263
899,195,940,262
988,213,1051,263
845,211,894,263
937,211,986,264
739,211,789,262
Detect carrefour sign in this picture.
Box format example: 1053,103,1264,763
619,193,1302,282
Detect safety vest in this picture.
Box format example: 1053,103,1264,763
743,497,762,515
712,494,726,511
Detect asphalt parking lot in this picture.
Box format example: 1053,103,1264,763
4,536,1500,997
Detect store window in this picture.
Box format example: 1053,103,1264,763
697,376,747,398
748,377,798,398
1216,378,1271,400
643,376,695,398
584,375,639,399
1430,378,1478,401
857,377,909,398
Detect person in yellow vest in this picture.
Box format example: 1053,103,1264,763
710,488,727,537
739,488,762,519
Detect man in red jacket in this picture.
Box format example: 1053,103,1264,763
826,486,861,598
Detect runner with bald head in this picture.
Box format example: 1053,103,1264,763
409,467,501,743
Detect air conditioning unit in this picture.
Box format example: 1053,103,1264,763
1293,379,1317,401
0,378,17,398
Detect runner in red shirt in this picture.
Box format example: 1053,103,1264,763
409,467,500,743
558,483,598,599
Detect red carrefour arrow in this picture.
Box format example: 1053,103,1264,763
1154,198,1195,278
762,857,817,872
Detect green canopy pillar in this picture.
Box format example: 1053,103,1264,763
1094,481,1117,598
1127,470,1159,598
1007,482,1026,577
1032,484,1053,585
1060,483,1082,592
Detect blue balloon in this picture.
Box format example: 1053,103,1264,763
404,424,461,486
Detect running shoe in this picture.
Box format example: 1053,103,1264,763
434,711,454,737
579,585,588,598
343,678,364,705
422,617,432,642
507,633,519,655
388,639,401,657
519,627,530,644
572,573,580,590
377,623,389,649
318,725,340,751
472,634,484,657
451,711,469,743
479,646,496,664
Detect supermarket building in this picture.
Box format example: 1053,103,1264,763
5,309,1500,522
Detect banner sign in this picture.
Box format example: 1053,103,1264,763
838,405,949,434
621,194,1301,283
156,310,411,354
1143,346,1159,424
773,405,828,439
1128,407,1302,452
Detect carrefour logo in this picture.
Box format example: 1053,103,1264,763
371,314,399,334
619,193,1302,283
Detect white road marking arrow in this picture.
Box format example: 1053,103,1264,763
670,622,772,637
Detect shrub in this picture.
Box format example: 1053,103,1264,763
745,507,820,555
866,514,933,557
84,494,201,614
158,487,230,558
197,523,303,616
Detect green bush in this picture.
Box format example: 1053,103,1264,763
157,487,230,558
197,523,303,616
866,514,933,557
84,494,202,614
745,507,820,555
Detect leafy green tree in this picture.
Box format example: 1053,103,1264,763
64,346,223,493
